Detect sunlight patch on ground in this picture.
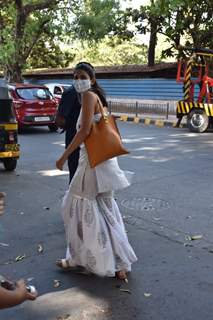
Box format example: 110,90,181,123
164,139,181,143
152,157,174,162
52,141,65,147
38,169,69,176
181,149,195,153
123,137,155,143
170,133,199,138
134,146,163,151
129,155,147,159
24,288,111,320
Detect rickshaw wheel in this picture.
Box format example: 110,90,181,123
3,158,17,171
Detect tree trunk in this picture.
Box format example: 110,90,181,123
148,19,157,67
5,63,24,83
174,9,183,48
3,0,59,82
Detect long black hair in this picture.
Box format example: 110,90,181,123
74,62,108,108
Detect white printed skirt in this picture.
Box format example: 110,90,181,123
61,146,137,276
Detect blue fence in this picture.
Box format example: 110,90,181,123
28,77,201,101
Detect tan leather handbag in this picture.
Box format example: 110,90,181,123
84,98,129,168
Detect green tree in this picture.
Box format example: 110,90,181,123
124,1,165,66
27,35,75,69
69,0,123,43
0,0,71,82
0,0,127,81
161,0,213,59
69,36,147,66
124,0,213,65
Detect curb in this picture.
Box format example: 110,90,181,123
116,115,187,128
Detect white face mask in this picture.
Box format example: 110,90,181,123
73,79,91,93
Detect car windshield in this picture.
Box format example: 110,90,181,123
16,88,53,100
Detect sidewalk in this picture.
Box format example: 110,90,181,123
113,112,187,128
108,97,187,128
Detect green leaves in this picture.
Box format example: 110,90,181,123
67,36,148,66
69,0,122,42
0,0,73,81
123,0,213,64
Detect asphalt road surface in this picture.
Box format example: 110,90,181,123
1,122,213,320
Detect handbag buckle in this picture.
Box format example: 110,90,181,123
103,113,108,123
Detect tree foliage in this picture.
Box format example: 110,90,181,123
27,36,75,69
68,0,125,43
0,0,76,81
161,0,213,58
69,36,147,66
0,0,127,81
124,0,213,65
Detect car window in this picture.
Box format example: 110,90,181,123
54,86,62,95
16,88,53,100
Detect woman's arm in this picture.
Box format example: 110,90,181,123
56,91,96,170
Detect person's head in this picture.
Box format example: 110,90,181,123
73,62,108,107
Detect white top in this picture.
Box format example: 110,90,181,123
70,108,133,198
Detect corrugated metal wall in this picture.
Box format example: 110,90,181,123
98,79,183,100
29,77,200,101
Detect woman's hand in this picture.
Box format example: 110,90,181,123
15,279,38,301
56,156,66,171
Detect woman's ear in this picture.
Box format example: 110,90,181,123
91,77,96,85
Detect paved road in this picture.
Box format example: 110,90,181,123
1,122,213,320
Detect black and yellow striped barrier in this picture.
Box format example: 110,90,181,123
118,115,185,128
184,60,192,101
177,101,213,116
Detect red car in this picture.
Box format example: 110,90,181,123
8,83,58,131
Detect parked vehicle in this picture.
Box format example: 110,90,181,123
44,83,71,103
176,47,213,132
8,83,58,132
0,82,20,171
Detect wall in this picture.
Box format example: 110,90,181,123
28,77,190,100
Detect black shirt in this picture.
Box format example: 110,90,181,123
57,86,81,147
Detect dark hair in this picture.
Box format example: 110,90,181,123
74,62,108,107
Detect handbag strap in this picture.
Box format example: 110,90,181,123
96,96,108,121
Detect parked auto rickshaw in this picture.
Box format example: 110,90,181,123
0,81,20,171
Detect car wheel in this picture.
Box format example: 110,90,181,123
48,124,58,132
187,109,209,133
3,158,17,171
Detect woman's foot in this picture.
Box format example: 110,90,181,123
56,258,76,270
56,259,92,275
116,270,128,282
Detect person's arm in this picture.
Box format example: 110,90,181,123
56,91,96,170
0,279,37,309
55,90,69,129
57,90,68,116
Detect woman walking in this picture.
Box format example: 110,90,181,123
56,62,137,280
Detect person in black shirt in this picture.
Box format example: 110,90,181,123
57,86,81,183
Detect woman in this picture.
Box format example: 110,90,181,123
56,62,137,280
